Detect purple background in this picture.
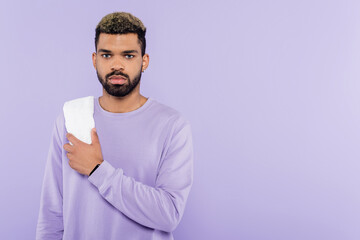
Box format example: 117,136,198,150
1,0,360,239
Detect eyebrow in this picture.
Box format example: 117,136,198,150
98,49,139,54
122,50,139,54
98,49,112,53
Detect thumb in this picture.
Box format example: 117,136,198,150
91,128,99,144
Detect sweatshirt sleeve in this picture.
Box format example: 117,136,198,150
88,116,194,232
36,113,64,240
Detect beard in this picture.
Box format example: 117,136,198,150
96,67,142,97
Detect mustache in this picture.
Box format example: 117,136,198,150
106,71,129,80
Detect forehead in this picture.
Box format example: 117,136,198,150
97,33,141,52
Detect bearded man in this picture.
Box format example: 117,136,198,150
36,12,194,240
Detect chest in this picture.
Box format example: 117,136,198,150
95,118,167,186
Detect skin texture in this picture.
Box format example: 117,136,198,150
63,129,103,176
94,33,149,113
63,33,150,176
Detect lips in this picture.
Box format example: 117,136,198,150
108,75,127,85
108,75,127,80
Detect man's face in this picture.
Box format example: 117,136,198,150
92,33,149,97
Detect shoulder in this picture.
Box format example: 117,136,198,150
52,96,94,138
63,96,94,112
50,108,66,143
148,98,190,129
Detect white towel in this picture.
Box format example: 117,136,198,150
63,96,95,145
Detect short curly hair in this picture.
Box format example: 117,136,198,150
95,12,147,56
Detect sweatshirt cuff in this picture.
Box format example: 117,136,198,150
88,160,116,189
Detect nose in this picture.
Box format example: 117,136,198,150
110,57,125,71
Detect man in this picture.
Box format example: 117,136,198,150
36,12,194,240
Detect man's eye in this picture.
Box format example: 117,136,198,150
125,55,134,59
102,54,111,58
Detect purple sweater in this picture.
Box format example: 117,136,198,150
36,97,194,240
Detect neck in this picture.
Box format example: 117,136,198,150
99,89,147,113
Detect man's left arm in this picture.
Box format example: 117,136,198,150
63,119,194,232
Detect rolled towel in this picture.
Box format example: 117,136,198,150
63,96,95,145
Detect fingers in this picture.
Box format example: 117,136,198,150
66,133,80,145
63,143,74,153
66,152,73,160
91,128,99,144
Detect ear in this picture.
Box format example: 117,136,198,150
142,53,149,72
92,52,97,69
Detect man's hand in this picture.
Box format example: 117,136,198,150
63,128,104,176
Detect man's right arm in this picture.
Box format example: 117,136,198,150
36,113,64,240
